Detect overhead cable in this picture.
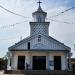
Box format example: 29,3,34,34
0,5,28,18
0,20,28,29
47,18,75,25
50,7,75,18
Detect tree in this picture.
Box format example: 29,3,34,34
0,58,7,70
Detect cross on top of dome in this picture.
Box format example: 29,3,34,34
37,0,42,7
32,0,47,14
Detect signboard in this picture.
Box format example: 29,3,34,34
49,60,54,66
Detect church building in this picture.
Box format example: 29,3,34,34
7,1,72,71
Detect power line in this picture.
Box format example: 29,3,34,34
0,5,29,18
0,3,74,19
0,4,75,26
47,18,75,25
0,20,28,29
50,7,75,18
46,7,75,25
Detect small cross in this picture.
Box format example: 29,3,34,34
37,0,42,7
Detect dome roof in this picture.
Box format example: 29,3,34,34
32,6,47,15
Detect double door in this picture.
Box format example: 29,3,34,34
33,56,46,70
54,56,61,70
18,56,25,70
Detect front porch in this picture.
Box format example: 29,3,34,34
7,50,70,71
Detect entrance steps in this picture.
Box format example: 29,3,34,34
4,70,25,74
25,70,75,75
4,70,75,75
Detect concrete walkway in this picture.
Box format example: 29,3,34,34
0,71,24,75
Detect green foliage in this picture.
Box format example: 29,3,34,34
0,58,7,70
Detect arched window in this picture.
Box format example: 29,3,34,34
38,16,41,22
38,35,41,42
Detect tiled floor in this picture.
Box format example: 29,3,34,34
0,71,24,75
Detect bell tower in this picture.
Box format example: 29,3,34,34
30,0,50,36
32,1,47,22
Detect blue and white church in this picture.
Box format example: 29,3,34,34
7,1,72,71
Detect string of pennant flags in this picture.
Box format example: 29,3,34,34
0,3,74,42
0,20,28,29
0,4,75,29
47,18,75,25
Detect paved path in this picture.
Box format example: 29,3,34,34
0,71,24,75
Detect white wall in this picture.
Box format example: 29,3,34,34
49,52,67,70
10,51,49,70
10,51,67,70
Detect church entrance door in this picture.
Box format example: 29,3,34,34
54,56,61,70
17,56,25,70
32,56,46,70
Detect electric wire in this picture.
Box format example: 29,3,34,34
50,7,75,18
46,18,75,25
0,5,29,18
0,4,75,25
0,5,75,28
46,7,75,25
0,20,28,29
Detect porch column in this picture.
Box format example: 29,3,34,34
7,56,10,70
46,52,49,70
7,52,11,70
49,55,54,70
25,52,32,70
68,51,72,71
13,55,18,70
28,52,32,70
65,53,68,70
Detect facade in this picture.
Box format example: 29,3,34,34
7,1,72,71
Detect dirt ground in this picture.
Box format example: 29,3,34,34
0,71,24,75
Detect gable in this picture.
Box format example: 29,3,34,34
9,35,71,51
33,43,47,49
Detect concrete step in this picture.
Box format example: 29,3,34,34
4,70,25,74
4,70,75,75
25,70,75,75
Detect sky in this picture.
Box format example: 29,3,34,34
0,0,75,58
